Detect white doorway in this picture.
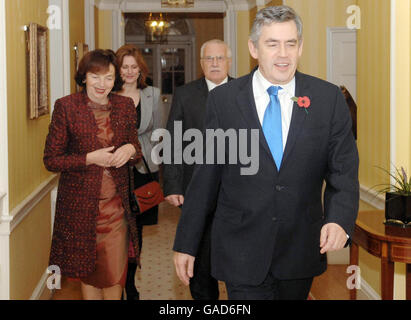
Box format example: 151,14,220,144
327,27,357,100
326,27,357,265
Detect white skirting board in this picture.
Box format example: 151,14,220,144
356,277,381,300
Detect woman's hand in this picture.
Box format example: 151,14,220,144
110,144,136,168
86,146,115,167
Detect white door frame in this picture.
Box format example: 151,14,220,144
108,0,238,77
326,27,357,98
49,0,71,110
85,0,95,50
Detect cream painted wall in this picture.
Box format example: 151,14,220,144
6,0,51,211
5,0,53,300
393,0,411,171
9,195,51,300
357,0,390,190
356,0,393,299
236,10,252,77
389,0,411,300
96,9,112,50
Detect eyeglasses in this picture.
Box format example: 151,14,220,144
202,56,227,63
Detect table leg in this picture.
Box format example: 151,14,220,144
406,264,411,300
381,257,394,300
349,242,359,300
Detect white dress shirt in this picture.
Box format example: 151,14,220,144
205,77,228,92
252,69,295,151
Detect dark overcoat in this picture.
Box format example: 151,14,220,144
44,91,142,278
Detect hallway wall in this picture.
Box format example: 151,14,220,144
5,0,87,299
5,0,52,299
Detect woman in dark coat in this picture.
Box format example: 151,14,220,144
44,49,142,300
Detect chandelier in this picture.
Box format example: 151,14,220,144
161,0,194,8
144,13,170,43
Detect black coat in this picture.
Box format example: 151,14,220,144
173,70,359,285
163,77,234,196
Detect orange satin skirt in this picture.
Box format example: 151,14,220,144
80,169,128,289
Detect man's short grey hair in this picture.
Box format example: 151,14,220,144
200,39,232,59
250,5,303,47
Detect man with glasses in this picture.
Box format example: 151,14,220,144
164,39,233,300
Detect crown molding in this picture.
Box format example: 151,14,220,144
96,0,227,12
94,0,276,12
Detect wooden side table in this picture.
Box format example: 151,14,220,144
350,210,411,300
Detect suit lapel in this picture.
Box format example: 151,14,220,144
281,71,309,167
197,77,209,102
235,70,275,168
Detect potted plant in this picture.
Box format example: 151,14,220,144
374,166,411,227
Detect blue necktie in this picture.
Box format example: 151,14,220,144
263,86,283,169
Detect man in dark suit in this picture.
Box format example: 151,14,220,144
163,39,234,300
173,5,359,300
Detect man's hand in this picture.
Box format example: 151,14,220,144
166,194,184,207
320,223,348,254
173,252,195,286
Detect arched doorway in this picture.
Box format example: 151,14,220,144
125,13,196,124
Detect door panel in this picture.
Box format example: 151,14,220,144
135,44,192,127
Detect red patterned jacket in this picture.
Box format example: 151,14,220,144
44,91,142,278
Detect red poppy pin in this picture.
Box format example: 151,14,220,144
291,96,310,114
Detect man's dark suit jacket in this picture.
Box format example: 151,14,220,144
173,70,359,286
163,76,233,197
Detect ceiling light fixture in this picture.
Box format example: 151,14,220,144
145,12,170,43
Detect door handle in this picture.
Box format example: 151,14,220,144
162,96,168,103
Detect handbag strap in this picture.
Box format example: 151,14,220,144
140,155,155,181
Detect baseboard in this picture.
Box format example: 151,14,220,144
357,276,381,300
359,184,385,210
30,268,52,300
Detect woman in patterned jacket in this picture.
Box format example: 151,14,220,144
44,49,142,300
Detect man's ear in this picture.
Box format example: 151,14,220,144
298,38,304,57
248,39,258,59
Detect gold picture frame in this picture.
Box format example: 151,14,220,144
26,23,49,119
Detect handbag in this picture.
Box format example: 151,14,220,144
129,156,164,214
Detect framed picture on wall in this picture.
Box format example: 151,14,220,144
74,42,89,92
26,22,49,119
